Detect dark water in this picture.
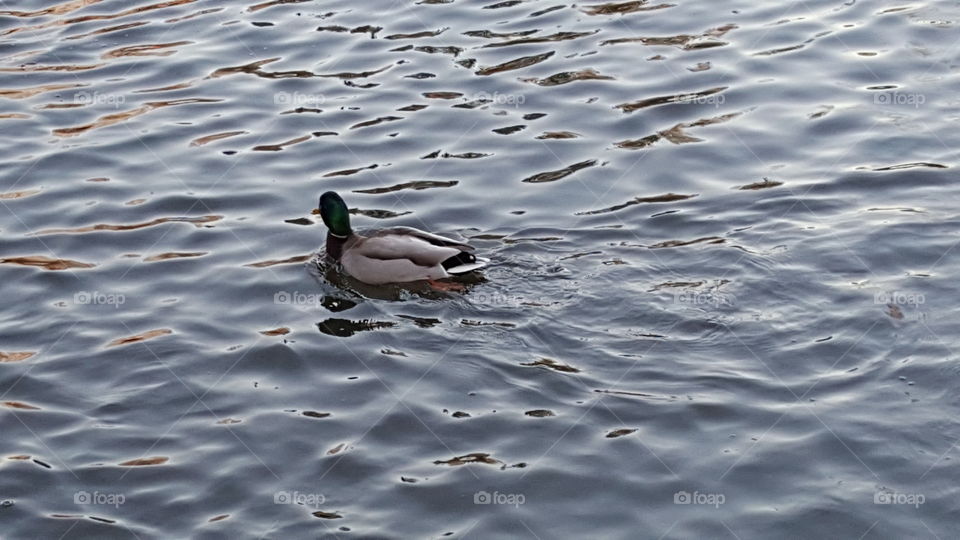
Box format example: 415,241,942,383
2,0,959,538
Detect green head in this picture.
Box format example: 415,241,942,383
319,191,352,237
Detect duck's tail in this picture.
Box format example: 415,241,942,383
442,252,489,275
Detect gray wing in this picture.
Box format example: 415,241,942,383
370,226,475,251
352,234,462,268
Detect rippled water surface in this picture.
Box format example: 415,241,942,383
2,0,960,538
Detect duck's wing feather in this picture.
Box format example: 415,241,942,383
352,234,462,267
370,226,475,251
340,254,448,284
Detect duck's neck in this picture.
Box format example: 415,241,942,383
325,232,348,260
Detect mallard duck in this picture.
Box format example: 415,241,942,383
318,191,488,285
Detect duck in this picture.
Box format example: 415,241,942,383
318,191,488,285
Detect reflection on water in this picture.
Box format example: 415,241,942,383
2,0,960,538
